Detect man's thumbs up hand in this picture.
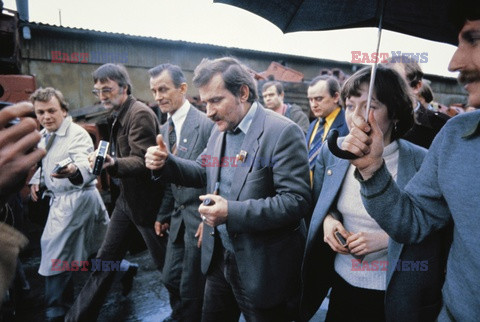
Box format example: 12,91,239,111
156,134,167,151
145,134,169,170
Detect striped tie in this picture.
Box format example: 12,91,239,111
308,118,326,170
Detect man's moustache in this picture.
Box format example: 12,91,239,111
458,70,480,85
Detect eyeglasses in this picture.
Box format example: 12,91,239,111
92,87,115,96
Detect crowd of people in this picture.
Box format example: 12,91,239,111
0,14,479,322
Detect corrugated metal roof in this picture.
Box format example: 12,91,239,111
24,21,356,69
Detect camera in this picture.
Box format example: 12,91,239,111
91,140,109,176
52,157,73,174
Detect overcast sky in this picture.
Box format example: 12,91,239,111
4,0,460,78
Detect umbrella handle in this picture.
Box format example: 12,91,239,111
326,129,358,160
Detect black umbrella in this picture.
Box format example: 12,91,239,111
214,0,477,158
214,0,473,46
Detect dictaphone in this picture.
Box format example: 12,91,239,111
91,140,109,175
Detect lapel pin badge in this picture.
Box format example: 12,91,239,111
236,150,248,163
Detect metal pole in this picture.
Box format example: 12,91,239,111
365,0,385,120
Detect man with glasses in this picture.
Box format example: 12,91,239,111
66,64,165,321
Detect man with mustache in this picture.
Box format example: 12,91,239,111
146,57,311,321
340,16,480,321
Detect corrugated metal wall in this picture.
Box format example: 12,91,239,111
19,23,467,110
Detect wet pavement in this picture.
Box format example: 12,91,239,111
5,222,172,322
5,223,326,322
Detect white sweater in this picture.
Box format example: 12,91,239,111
334,140,399,290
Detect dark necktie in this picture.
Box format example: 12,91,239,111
168,117,177,154
308,118,326,170
317,117,326,143
39,132,56,186
45,132,56,151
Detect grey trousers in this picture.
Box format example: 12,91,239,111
162,222,205,321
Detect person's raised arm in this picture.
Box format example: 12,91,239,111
0,102,46,198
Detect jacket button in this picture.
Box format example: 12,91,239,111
209,232,214,236
327,169,333,176
179,205,185,210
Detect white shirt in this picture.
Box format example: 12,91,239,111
168,99,190,143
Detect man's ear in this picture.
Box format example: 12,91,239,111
239,84,250,102
333,92,340,104
179,82,188,94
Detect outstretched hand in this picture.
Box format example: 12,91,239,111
0,102,46,196
145,134,169,170
341,110,384,180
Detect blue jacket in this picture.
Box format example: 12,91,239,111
301,139,447,322
305,108,349,171
359,110,480,321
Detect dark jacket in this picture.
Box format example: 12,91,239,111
107,96,162,226
403,105,450,148
161,104,311,308
156,105,214,241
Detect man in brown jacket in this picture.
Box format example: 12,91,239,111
66,64,165,322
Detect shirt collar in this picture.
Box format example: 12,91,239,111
114,96,134,126
232,101,258,135
46,116,71,137
324,106,341,126
168,99,189,126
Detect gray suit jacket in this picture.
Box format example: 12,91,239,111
301,139,446,322
156,105,214,241
161,104,311,308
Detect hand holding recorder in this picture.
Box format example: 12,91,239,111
89,140,114,175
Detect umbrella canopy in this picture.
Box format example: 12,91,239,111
214,0,477,46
